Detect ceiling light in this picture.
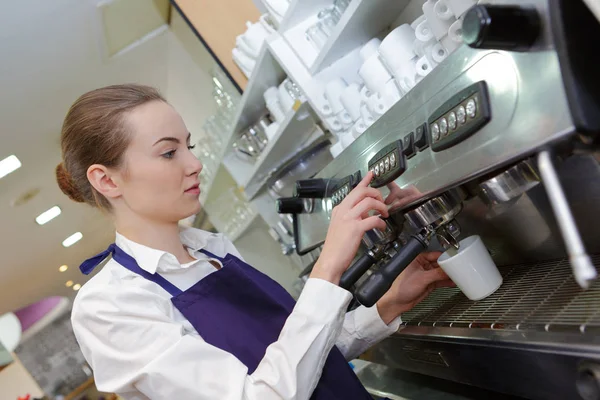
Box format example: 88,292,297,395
36,206,62,225
73,284,81,291
65,280,73,287
0,155,21,179
59,265,68,272
62,232,83,247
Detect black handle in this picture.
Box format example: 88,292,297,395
339,252,377,290
356,235,428,307
276,197,305,214
462,5,540,51
295,179,328,198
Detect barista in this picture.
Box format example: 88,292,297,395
59,84,453,399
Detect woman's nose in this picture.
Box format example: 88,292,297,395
187,153,203,176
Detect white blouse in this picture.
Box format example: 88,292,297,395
71,228,401,400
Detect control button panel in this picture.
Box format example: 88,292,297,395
403,132,415,159
368,140,406,188
330,171,362,206
428,81,491,152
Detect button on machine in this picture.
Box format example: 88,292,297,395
368,140,406,188
428,81,491,152
448,111,457,130
439,118,449,137
431,123,440,141
329,171,362,207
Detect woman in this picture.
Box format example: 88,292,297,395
60,84,452,399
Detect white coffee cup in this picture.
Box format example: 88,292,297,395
448,19,464,43
351,118,368,139
431,42,449,63
379,25,416,73
278,81,295,111
232,48,256,76
416,54,436,77
324,78,348,115
423,0,456,40
441,35,461,53
434,0,455,21
264,86,286,122
437,235,503,301
411,14,426,31
325,115,343,133
391,56,418,95
380,79,402,108
447,0,476,18
359,85,374,104
360,38,382,62
415,19,434,43
359,53,392,94
340,83,362,121
243,21,270,52
236,35,259,59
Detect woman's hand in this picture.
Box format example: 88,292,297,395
311,171,389,285
376,252,455,324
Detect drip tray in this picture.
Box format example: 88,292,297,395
400,254,600,334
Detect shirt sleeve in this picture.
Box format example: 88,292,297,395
72,278,352,400
335,305,402,361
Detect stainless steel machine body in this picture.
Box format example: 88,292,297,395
288,0,600,398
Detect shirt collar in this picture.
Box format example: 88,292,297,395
114,227,210,274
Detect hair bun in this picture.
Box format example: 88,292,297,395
56,163,85,203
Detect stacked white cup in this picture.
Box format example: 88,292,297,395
232,16,275,77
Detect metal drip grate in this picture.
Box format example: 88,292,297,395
401,254,600,333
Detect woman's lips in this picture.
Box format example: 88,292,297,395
185,184,200,195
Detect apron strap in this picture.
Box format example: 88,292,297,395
79,244,183,297
198,248,225,262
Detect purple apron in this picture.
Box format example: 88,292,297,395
80,244,372,399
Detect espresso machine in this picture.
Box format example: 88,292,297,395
277,0,600,398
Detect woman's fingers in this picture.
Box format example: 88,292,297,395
423,266,450,283
343,186,385,209
360,215,387,232
349,197,389,219
357,171,374,188
434,279,456,289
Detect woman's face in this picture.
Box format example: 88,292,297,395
114,100,203,223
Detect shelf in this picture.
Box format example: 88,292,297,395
197,142,232,204
278,0,333,32
222,101,320,192
243,102,322,198
225,44,288,153
278,0,412,74
310,0,411,74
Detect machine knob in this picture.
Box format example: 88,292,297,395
276,197,305,214
577,362,600,400
295,179,328,198
462,5,541,51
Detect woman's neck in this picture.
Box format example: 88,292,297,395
114,212,195,264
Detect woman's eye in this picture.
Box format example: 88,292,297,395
188,144,196,151
162,150,176,159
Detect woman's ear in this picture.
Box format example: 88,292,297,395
87,164,122,200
